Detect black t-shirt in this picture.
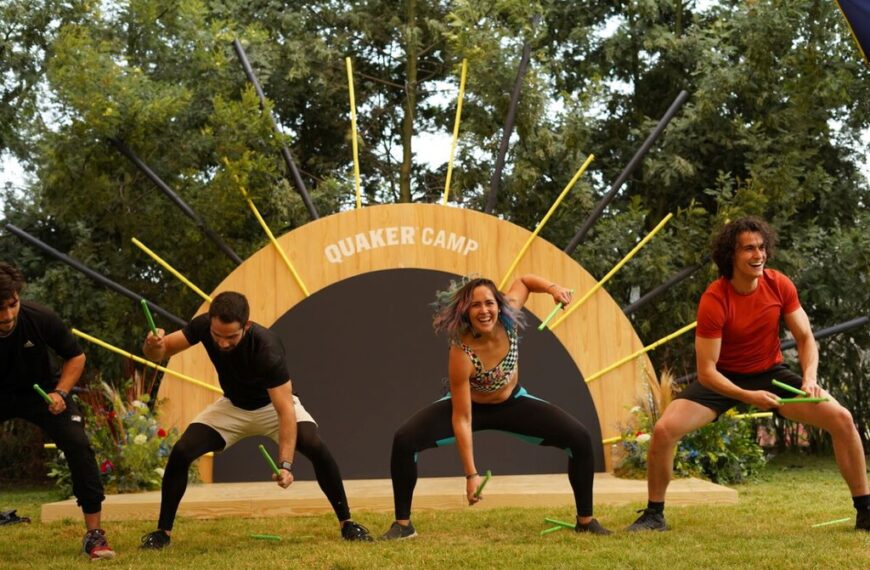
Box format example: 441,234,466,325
182,314,289,410
0,300,83,398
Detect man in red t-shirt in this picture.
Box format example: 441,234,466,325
627,217,869,532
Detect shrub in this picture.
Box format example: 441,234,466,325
614,367,767,484
47,374,197,494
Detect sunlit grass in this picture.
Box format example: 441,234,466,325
2,453,868,569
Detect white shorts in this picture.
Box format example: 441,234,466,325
190,394,316,449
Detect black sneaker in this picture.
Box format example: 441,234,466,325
83,528,116,561
341,521,373,542
0,510,31,526
140,529,171,550
857,507,870,531
575,518,612,535
626,508,668,532
379,521,418,540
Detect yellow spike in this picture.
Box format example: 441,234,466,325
346,57,362,208
223,158,310,297
131,238,213,303
498,155,595,290
72,328,222,395
441,58,468,206
602,436,623,445
584,321,697,384
549,213,674,330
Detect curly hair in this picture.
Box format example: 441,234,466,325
0,262,25,302
711,217,777,279
432,276,524,342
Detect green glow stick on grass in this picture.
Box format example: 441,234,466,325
538,289,574,331
258,444,281,476
771,379,807,397
810,517,850,528
778,397,829,404
250,533,282,541
140,299,158,336
540,525,565,536
474,470,492,498
544,517,575,530
33,384,53,405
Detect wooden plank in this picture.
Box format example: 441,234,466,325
40,474,736,522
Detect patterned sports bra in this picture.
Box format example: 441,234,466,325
456,327,519,393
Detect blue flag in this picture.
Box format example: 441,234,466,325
836,0,870,64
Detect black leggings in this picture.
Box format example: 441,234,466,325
390,385,595,519
158,421,351,530
1,395,105,513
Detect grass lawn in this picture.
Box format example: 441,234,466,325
1,453,868,569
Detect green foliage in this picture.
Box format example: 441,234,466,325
47,379,196,495
1,0,869,448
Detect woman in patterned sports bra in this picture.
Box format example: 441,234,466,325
380,274,611,540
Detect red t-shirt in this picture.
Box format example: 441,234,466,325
696,269,801,374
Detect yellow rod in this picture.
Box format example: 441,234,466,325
72,328,222,395
346,57,362,209
44,443,57,449
223,159,310,297
441,58,468,206
549,212,674,330
243,198,310,297
733,412,773,419
497,154,595,290
131,238,213,303
584,321,697,384
602,436,623,445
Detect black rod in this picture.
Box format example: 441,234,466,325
622,255,710,315
485,19,537,214
564,90,690,255
232,38,319,220
780,316,869,351
5,224,187,327
674,315,869,385
109,138,244,265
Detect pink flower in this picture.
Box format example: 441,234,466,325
100,460,114,474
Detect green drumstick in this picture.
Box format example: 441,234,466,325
538,289,575,331
772,379,807,397
258,444,281,476
250,533,282,541
540,525,565,536
140,299,158,336
810,517,850,528
474,469,492,498
778,397,829,404
544,517,576,529
33,384,53,405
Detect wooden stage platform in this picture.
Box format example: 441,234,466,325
41,474,736,522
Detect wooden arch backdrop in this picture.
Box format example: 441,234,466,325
161,203,655,478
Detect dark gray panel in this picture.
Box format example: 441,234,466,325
214,269,603,482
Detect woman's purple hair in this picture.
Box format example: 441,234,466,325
432,276,524,342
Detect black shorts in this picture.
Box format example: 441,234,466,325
674,364,803,418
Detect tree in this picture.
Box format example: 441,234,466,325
1,0,868,444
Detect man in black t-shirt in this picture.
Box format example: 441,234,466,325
139,291,372,549
0,262,115,560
